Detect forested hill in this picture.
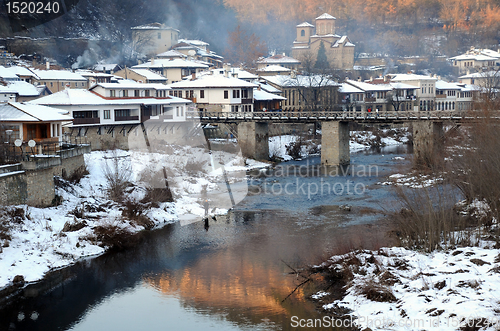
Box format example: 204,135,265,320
0,0,237,54
1,0,499,65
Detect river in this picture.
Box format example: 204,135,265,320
0,146,411,331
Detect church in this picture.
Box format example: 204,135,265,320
291,13,355,70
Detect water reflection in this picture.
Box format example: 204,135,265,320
0,146,410,331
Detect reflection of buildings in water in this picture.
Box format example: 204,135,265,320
144,249,308,318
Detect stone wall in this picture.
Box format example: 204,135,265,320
0,146,90,207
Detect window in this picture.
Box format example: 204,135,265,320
158,32,161,39
232,90,240,98
135,90,140,97
242,89,248,99
123,90,128,97
104,110,110,119
145,90,150,97
224,90,228,99
176,107,179,116
73,110,98,118
200,90,205,98
301,29,305,37
110,90,116,97
114,109,131,118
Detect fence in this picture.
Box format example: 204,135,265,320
0,137,90,165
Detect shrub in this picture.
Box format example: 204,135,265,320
65,165,89,184
103,151,132,202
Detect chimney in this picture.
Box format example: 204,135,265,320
223,64,230,77
151,58,155,65
357,76,361,82
191,72,196,80
46,61,50,70
370,76,373,82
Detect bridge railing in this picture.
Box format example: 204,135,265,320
186,110,473,121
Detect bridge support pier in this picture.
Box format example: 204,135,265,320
237,122,269,161
321,121,350,166
413,121,444,167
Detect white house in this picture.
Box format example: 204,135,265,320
168,73,257,112
30,81,192,127
449,47,500,74
389,74,437,110
435,80,477,111
132,58,209,84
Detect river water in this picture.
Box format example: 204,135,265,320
0,146,411,331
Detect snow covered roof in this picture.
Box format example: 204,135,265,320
346,79,393,92
169,74,257,89
1,66,38,78
311,34,341,39
128,68,167,81
92,80,171,90
93,63,120,72
435,80,462,90
449,48,500,61
297,22,314,28
258,83,281,94
263,74,340,88
390,82,418,90
450,54,498,61
31,89,109,105
256,55,300,64
339,83,364,94
132,58,209,69
0,66,20,80
156,50,187,58
333,36,355,47
178,39,209,47
7,81,40,96
207,68,258,80
316,13,336,20
459,71,500,79
131,23,179,32
76,71,114,78
31,69,87,81
390,73,438,82
253,89,286,101
31,88,188,107
0,101,72,122
256,65,291,72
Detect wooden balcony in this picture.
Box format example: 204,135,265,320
73,117,101,125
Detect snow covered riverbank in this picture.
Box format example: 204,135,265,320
312,244,500,331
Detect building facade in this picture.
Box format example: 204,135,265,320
291,13,355,70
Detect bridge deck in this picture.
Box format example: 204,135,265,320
186,111,480,123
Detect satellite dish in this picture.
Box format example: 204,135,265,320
188,50,196,56
28,140,36,148
14,139,22,147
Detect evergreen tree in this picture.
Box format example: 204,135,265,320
315,41,329,69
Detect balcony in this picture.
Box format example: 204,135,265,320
436,94,447,99
73,117,101,125
364,97,376,102
115,116,139,122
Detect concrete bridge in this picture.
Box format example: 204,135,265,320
186,110,476,166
